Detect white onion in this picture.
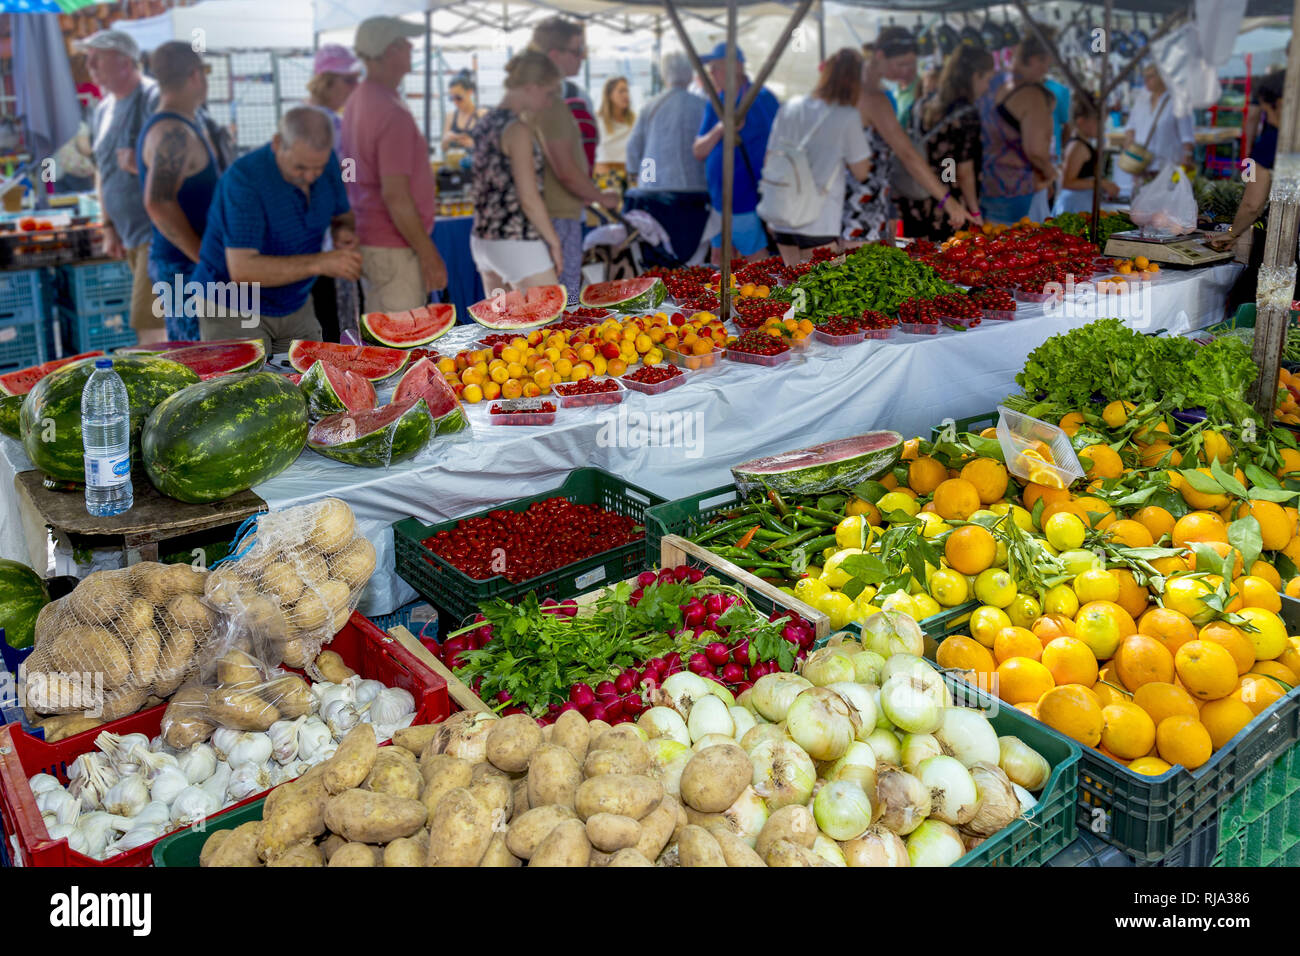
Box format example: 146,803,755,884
1012,783,1038,815
687,694,734,742
870,687,893,729
749,738,817,810
638,706,691,747
824,681,877,741
998,735,1051,791
917,755,979,826
881,653,933,683
842,824,910,866
439,711,498,762
865,728,902,766
692,733,736,752
875,765,930,835
824,738,878,777
786,687,857,761
800,647,857,687
879,674,944,734
860,611,925,657
729,706,756,742
813,779,874,840
811,833,848,866
736,687,762,718
826,631,862,647
936,708,1000,768
717,785,769,846
645,738,692,797
739,723,787,754
705,681,736,708
963,762,1021,837
750,672,813,723
849,649,887,685
660,672,716,718
906,818,966,867
900,733,942,773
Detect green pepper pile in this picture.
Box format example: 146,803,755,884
769,243,957,321
690,489,853,581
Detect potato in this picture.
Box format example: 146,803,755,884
260,561,304,606
130,562,177,606
279,637,314,669
529,818,591,867
199,829,231,867
315,650,356,683
607,848,654,867
329,537,377,589
587,719,611,740
505,804,578,859
68,573,129,625
575,774,663,821
478,831,522,868
393,723,442,757
324,789,427,844
382,836,425,867
328,842,378,867
129,627,162,687
163,562,206,596
553,709,590,764
207,821,264,867
585,812,641,852
100,685,147,722
160,686,214,750
633,795,678,861
588,847,615,867
53,627,131,687
583,747,648,778
260,675,312,718
152,628,197,697
755,805,816,861
420,754,473,815
41,716,103,742
216,648,261,686
207,688,279,731
592,725,646,752
288,592,329,632
511,777,530,819
766,839,830,867
294,553,331,590
527,744,582,809
541,724,554,743
258,776,329,860
678,824,727,867
166,593,217,633
323,723,378,794
319,833,346,862
709,827,766,867
470,760,508,785
267,841,324,867
119,599,155,638
309,498,356,553
365,749,423,800
485,713,544,773
317,579,351,616
426,788,494,867
680,743,750,813
467,774,513,827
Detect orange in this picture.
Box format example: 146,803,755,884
1037,684,1104,747
1032,613,1077,644
1041,636,1098,686
1102,400,1135,429
995,657,1055,705
908,456,947,494
1251,660,1298,685
1171,511,1228,548
1199,697,1255,750
1080,444,1123,480
944,525,997,575
1074,600,1136,660
1093,681,1133,707
1106,520,1154,548
1114,634,1176,691
1022,482,1071,513
1155,715,1212,769
936,635,997,681
1174,640,1239,700
1234,500,1295,551
933,478,982,521
1276,447,1300,478
1139,442,1182,468
1129,756,1174,775
1132,681,1200,726
994,626,1044,664
1074,496,1117,530
1277,637,1300,677
1101,701,1157,759
1231,575,1282,614
1197,621,1254,675
1248,559,1283,590
1233,674,1287,715
1179,468,1244,511
1015,702,1039,719
1138,607,1198,657
1133,506,1176,543
1183,540,1244,578
1112,569,1151,620
960,457,1009,505
1235,606,1289,660
1059,411,1085,436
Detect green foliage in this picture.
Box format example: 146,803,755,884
770,243,957,321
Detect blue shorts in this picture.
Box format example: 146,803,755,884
979,193,1035,226
710,210,769,257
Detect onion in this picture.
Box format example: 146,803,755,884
638,706,691,746
906,818,966,867
1012,783,1038,815
705,681,736,707
825,682,878,740
813,779,874,841
729,706,757,742
823,738,878,776
811,833,848,866
875,765,930,835
963,762,1021,837
750,673,813,723
435,711,498,763
692,733,736,752
785,688,857,761
842,824,910,866
879,674,944,734
917,755,979,825
900,733,942,773
849,649,887,685
749,738,817,810
998,735,1051,791
736,687,764,719
800,647,857,687
740,723,788,754
713,785,769,846
870,687,893,729
935,707,1000,768
645,738,692,796
687,694,734,742
860,611,925,657
659,672,715,718
826,631,862,648
865,728,902,766
882,655,953,705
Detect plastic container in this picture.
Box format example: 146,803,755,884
0,612,450,867
554,377,625,407
0,314,47,373
813,328,868,346
1015,289,1062,304
152,797,265,867
59,305,137,353
622,367,687,394
862,328,895,340
724,346,791,366
487,403,557,426
662,345,720,371
941,313,982,329
392,468,663,626
1211,739,1300,866
56,260,133,314
995,404,1085,488
983,308,1017,321
0,268,49,321
898,321,941,335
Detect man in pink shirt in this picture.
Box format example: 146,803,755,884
342,17,447,312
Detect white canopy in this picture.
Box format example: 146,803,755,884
114,0,315,52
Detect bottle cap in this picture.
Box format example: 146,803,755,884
95,359,112,369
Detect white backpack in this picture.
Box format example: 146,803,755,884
756,102,833,230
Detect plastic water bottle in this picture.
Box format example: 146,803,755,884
82,358,133,516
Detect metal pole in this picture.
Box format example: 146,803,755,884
435,48,447,154
424,11,433,147
652,17,663,96
721,1,736,316
1090,0,1112,246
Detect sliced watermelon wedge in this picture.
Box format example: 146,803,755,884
362,304,455,347
392,357,467,433
731,431,904,496
0,352,105,396
580,277,666,313
160,340,266,379
287,340,411,381
467,285,566,330
307,398,433,467
299,359,378,419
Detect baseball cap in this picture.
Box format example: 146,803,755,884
314,43,361,76
699,42,744,64
78,30,140,61
354,16,424,60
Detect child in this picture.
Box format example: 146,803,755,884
1052,101,1120,215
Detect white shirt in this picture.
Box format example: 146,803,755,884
763,96,871,237
1124,91,1195,167
596,119,633,165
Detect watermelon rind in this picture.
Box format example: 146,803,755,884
307,398,433,467
20,356,201,483
287,340,410,382
299,359,378,420
731,431,904,496
361,304,456,347
161,339,266,379
392,357,468,435
0,394,21,440
0,351,105,396
467,285,566,330
580,277,667,314
0,557,49,649
142,371,309,504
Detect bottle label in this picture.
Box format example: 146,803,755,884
85,452,130,487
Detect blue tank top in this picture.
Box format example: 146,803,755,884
136,111,219,269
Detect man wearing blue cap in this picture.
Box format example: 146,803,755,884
692,43,780,264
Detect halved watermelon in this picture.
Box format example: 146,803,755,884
392,357,467,434
160,340,266,379
580,277,666,313
300,359,378,419
731,431,904,496
362,304,455,347
307,399,432,467
467,285,567,330
288,340,410,382
0,352,104,396
114,340,200,355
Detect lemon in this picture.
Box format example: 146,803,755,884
1059,549,1103,575
1007,593,1043,629
974,568,1017,607
1028,466,1066,489
835,515,871,550
916,512,951,538
995,539,1009,567
969,509,999,524
969,605,1013,647
877,492,920,519
852,585,878,610
1044,512,1086,551
1074,568,1120,604
991,502,1035,533
806,564,823,579
855,603,882,623
911,592,942,620
794,576,831,605
1236,606,1288,660
880,590,918,617
816,590,856,630
1043,584,1081,618
821,548,864,588
929,569,970,607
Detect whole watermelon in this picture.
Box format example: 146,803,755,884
0,393,20,440
19,356,200,482
0,558,49,649
142,370,309,503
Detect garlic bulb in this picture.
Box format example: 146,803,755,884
210,728,243,761
103,775,149,817
296,717,332,761
68,754,119,811
37,789,81,827
150,766,190,806
28,773,62,796
71,811,132,858
227,732,273,767
367,687,415,726
201,762,232,802
269,716,306,764
177,744,217,785
169,786,221,826
280,759,312,780
106,825,163,856
95,732,150,774
353,679,385,706
148,735,171,754
226,761,275,802
46,822,74,842
374,712,417,743
135,747,181,780
322,698,359,737
135,800,172,829
315,682,355,712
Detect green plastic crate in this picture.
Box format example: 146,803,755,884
1212,741,1300,866
930,411,998,442
153,799,264,867
392,468,663,628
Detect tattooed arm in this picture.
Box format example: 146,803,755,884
142,120,204,263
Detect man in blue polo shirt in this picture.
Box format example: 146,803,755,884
692,43,779,264
194,107,361,354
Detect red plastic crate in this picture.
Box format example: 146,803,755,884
0,612,449,867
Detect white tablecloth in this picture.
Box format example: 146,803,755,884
0,263,1241,616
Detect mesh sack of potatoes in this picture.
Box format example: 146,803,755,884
21,562,216,721
201,498,376,674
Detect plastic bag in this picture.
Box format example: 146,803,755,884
1130,165,1198,236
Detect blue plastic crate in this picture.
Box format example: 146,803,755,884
0,270,47,322
59,305,137,353
56,260,133,314
0,314,47,372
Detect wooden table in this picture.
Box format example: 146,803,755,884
13,469,264,568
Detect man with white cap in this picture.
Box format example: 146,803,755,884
341,16,445,314
80,30,163,344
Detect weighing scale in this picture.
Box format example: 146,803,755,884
1102,229,1234,266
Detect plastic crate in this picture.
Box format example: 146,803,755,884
59,305,137,353
392,468,664,627
724,347,792,366
0,612,449,867
0,269,47,321
0,314,47,372
56,260,133,314
152,796,265,867
1211,739,1300,866
929,410,998,442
